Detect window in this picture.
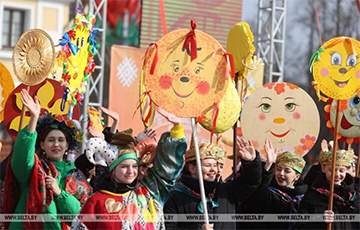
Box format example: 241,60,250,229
2,8,25,48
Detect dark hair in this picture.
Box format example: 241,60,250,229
183,160,196,176
36,126,70,154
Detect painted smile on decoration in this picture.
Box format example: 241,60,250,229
241,82,320,159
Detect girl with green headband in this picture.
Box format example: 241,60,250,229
242,139,308,230
72,108,187,230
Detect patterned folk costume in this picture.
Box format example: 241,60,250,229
71,125,187,230
3,114,92,230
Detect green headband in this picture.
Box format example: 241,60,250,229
109,153,139,171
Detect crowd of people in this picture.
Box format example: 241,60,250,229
0,89,359,230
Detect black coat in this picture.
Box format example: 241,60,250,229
295,173,360,230
241,167,308,230
164,153,262,230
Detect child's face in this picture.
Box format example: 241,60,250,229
274,164,300,188
321,164,347,185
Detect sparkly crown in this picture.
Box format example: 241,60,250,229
276,152,306,173
319,149,354,167
185,142,225,163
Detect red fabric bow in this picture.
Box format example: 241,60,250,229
183,20,198,61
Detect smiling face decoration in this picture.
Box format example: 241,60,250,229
324,95,360,144
241,82,320,159
311,37,360,100
142,23,230,118
59,11,98,112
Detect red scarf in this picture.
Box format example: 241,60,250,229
3,154,92,229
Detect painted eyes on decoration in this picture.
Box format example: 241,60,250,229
331,52,342,65
346,55,357,67
285,103,297,112
76,37,85,48
350,96,360,108
194,66,204,74
258,102,297,113
171,64,179,72
259,103,271,113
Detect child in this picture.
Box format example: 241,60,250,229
71,108,187,229
164,138,262,230
296,141,360,229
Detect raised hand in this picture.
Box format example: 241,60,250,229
237,137,256,162
136,128,156,143
157,107,181,125
321,139,329,152
20,89,40,117
20,89,40,132
99,106,119,133
264,139,278,171
100,106,119,122
88,126,105,139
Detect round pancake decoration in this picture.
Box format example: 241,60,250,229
241,82,320,159
142,21,232,118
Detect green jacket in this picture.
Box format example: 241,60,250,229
10,128,82,229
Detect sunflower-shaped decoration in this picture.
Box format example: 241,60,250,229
12,29,55,85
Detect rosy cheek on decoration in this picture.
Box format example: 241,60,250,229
356,70,360,79
159,75,172,89
293,112,301,120
259,113,266,121
321,68,329,77
196,81,210,95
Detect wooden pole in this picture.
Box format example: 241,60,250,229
327,99,341,230
356,144,360,177
233,73,240,179
191,117,209,224
18,85,30,132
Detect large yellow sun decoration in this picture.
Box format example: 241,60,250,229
59,9,99,118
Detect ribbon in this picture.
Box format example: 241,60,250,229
212,49,235,80
312,81,328,102
144,43,158,75
59,32,79,56
210,102,219,141
60,87,69,112
182,20,198,61
325,37,356,55
309,47,324,73
133,91,154,126
225,52,235,79
68,104,74,120
88,29,100,55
